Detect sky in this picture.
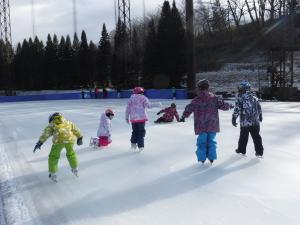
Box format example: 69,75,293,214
10,0,175,45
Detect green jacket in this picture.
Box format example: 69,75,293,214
39,117,82,144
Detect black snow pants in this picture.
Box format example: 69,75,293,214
131,122,146,148
237,125,264,156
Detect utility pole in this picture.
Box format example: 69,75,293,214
0,0,12,43
117,0,132,40
186,0,196,93
0,0,13,95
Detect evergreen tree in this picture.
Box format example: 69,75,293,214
143,19,158,87
0,40,13,92
0,40,6,90
44,34,59,89
111,19,129,88
63,35,74,88
157,1,173,86
31,37,45,89
13,43,22,90
72,33,81,88
58,36,66,88
79,30,90,86
98,24,112,86
130,28,143,86
170,0,186,86
156,0,186,87
88,41,98,86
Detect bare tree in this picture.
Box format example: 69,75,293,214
227,0,246,29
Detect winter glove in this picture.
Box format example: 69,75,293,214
230,104,235,109
157,111,161,115
259,114,263,122
179,116,185,122
232,117,237,127
33,141,43,153
77,137,83,146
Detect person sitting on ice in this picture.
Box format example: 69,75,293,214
232,81,264,158
154,103,180,123
33,112,83,182
125,87,162,151
96,108,114,148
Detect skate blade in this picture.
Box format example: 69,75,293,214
49,177,57,183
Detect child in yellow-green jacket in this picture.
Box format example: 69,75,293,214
33,112,83,182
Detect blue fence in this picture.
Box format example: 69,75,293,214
0,89,187,103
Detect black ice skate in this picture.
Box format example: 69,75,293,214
48,173,57,182
71,168,79,177
235,149,246,157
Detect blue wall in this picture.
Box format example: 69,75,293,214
0,89,187,103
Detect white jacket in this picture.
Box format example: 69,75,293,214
97,113,111,137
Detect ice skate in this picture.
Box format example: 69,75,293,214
71,168,79,177
255,154,263,159
209,160,214,164
131,143,137,150
138,147,144,152
89,137,99,148
235,149,246,157
48,173,57,182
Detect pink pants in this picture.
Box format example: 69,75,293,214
98,136,112,147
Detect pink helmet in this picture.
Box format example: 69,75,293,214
105,108,114,116
133,87,144,94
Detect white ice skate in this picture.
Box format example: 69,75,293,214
89,137,99,149
131,143,137,150
71,168,79,177
138,147,144,152
48,173,57,182
255,154,263,159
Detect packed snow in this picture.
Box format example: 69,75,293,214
0,99,300,225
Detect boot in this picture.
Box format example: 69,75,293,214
71,168,79,177
48,173,57,182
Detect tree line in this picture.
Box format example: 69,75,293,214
1,0,298,93
0,1,186,93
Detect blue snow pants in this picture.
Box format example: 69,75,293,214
131,122,146,148
196,132,217,162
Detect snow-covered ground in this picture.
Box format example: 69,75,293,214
1,99,300,225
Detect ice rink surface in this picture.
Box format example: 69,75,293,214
1,99,300,225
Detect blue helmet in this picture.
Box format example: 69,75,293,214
238,80,251,91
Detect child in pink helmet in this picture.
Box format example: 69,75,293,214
125,87,161,151
96,109,114,147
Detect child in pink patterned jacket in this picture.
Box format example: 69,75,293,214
180,79,233,164
125,87,161,151
155,103,180,123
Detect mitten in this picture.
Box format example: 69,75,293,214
77,137,83,146
33,141,43,153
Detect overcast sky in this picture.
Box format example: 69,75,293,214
10,0,179,45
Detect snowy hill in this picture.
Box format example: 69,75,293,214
0,99,300,225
